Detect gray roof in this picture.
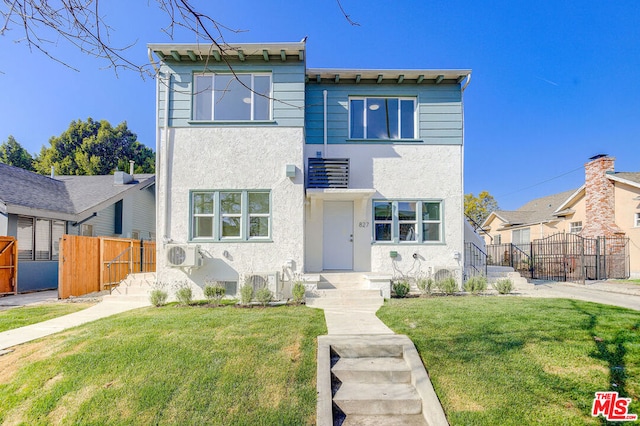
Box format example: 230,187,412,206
611,172,640,185
0,162,154,220
492,188,577,227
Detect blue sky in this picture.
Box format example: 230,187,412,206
1,0,638,210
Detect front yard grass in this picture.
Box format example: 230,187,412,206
378,297,640,425
0,303,94,333
0,305,326,425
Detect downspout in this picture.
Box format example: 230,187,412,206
162,73,172,244
460,73,471,279
323,89,328,157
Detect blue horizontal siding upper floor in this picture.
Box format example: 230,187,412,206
305,83,463,145
158,61,306,128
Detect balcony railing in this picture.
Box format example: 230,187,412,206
307,158,349,188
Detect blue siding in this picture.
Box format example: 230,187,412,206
159,61,305,128
305,84,463,145
18,261,58,292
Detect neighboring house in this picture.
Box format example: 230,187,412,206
150,41,471,296
482,155,640,277
0,162,155,291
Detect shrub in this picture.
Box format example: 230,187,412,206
416,277,434,295
149,289,168,307
437,277,458,295
392,280,411,298
464,276,488,294
255,287,273,307
240,283,254,306
494,278,514,295
174,282,193,306
292,280,306,304
204,281,226,306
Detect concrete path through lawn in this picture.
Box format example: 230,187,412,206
0,297,150,351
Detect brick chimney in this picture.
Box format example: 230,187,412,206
580,155,624,237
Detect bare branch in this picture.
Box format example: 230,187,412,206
336,0,360,26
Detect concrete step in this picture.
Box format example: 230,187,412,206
102,294,150,303
332,357,411,384
342,414,427,425
333,383,422,415
312,289,382,298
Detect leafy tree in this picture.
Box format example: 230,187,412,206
34,118,155,175
0,135,35,171
465,191,499,227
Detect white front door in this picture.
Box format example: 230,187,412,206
323,201,354,270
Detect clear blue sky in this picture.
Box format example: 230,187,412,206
1,0,638,210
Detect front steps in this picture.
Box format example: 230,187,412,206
306,273,384,310
318,335,448,426
102,272,155,303
487,266,532,290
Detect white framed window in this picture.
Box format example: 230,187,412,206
80,224,94,237
349,97,416,140
569,221,583,234
193,73,272,121
512,228,531,246
191,190,271,241
635,213,640,227
494,234,502,245
373,200,442,243
17,216,65,261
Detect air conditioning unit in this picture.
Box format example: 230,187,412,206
246,272,281,299
166,244,203,268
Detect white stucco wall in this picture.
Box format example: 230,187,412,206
157,127,305,296
304,144,464,280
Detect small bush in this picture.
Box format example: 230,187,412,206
437,277,458,295
255,287,273,307
292,280,306,304
464,276,488,294
392,280,411,298
494,278,514,295
204,282,226,306
240,283,254,305
149,289,168,307
174,282,193,306
416,277,434,295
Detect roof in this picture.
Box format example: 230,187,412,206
608,171,640,188
0,162,155,221
148,42,306,63
306,68,471,85
485,188,578,229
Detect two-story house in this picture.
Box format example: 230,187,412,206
150,41,470,296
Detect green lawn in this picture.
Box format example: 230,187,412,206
0,305,326,425
0,303,94,333
378,297,640,425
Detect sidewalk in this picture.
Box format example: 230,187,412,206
0,297,150,351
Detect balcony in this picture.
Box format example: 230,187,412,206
307,158,349,189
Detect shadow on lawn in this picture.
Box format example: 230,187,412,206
573,300,638,398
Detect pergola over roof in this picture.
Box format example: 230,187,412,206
306,68,471,85
147,42,306,63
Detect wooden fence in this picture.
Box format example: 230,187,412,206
0,236,17,295
58,235,156,299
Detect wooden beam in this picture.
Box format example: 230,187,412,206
237,49,245,61
435,75,444,84
305,75,309,83
154,51,166,61
262,49,270,61
316,74,321,83
186,50,197,61
457,75,465,84
377,74,383,84
355,74,361,84
334,74,340,83
170,50,181,61
299,50,304,61
397,75,404,84
416,75,424,84
280,50,286,61
211,50,221,61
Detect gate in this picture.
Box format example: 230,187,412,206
531,233,629,283
0,236,18,295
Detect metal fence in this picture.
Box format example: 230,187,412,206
486,233,629,284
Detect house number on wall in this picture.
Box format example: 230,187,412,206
358,221,370,228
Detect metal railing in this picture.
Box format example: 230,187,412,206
307,158,349,188
486,243,533,279
464,242,487,281
106,242,156,294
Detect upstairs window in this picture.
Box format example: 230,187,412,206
350,97,416,139
194,73,272,121
635,213,640,227
569,221,583,234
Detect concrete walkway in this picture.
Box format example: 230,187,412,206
0,290,58,311
0,296,150,351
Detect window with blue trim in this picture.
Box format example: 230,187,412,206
349,97,416,139
373,200,441,243
191,190,270,241
193,73,272,121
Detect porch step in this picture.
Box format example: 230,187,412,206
342,414,427,425
487,266,532,289
332,357,411,384
333,383,422,415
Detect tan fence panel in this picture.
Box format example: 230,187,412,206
58,235,101,299
0,236,17,295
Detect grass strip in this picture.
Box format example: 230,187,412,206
378,297,640,425
0,303,94,333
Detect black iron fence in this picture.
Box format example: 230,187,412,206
464,242,487,280
486,233,629,283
